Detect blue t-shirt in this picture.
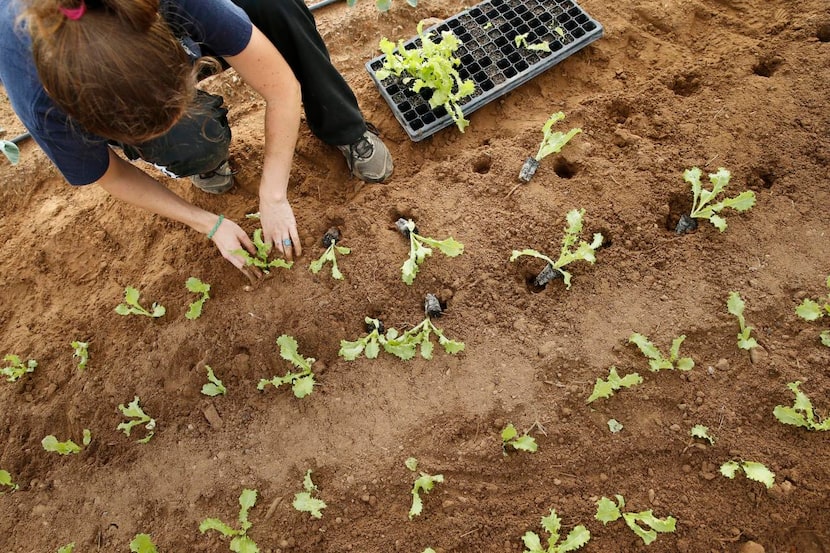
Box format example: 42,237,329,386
0,0,253,185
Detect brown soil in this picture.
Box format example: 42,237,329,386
1,0,829,552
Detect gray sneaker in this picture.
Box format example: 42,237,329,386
190,161,234,194
337,126,393,183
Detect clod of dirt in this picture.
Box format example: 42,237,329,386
738,542,765,553
322,226,341,248
424,293,443,317
518,157,540,182
675,213,698,234
395,217,417,237
534,264,562,288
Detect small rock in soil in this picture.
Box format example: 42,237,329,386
202,404,223,430
670,423,681,431
738,541,765,553
716,358,729,371
749,348,767,364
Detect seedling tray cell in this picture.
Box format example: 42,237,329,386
366,0,603,141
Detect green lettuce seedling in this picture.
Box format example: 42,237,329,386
406,457,444,520
115,287,165,318
57,544,75,553
628,333,694,372
186,277,211,320
376,21,475,132
339,318,387,360
233,229,294,273
727,292,758,350
773,381,830,431
1,139,20,165
795,276,830,347
130,534,158,553
510,209,602,289
522,508,591,553
201,365,227,397
384,317,465,360
720,460,775,489
293,470,327,519
514,33,551,52
690,424,715,444
200,488,260,553
118,396,156,443
397,219,464,285
516,112,582,184
685,167,756,232
309,242,350,280
42,429,90,455
501,423,538,455
257,335,316,398
0,469,18,492
1,354,37,382
595,495,677,545
71,341,89,370
587,366,643,403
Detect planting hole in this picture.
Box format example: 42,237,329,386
473,154,492,174
608,99,632,123
669,72,702,96
665,192,693,232
553,158,578,179
752,54,783,77
750,166,777,189
818,23,830,42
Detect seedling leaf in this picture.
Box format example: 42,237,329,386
690,424,715,444
405,457,418,472
201,365,227,396
587,366,642,403
720,460,775,488
501,423,538,454
186,277,211,319
1,354,37,382
130,534,158,553
233,229,294,273
71,341,89,370
773,381,829,430
607,419,623,433
1,139,21,165
686,167,756,232
409,471,443,519
258,336,316,398
629,333,694,371
399,219,464,285
57,545,75,553
622,511,677,545
0,469,19,492
535,112,582,161
41,435,82,455
116,286,165,317
117,396,156,443
720,461,739,479
310,242,350,280
595,496,623,524
522,508,590,553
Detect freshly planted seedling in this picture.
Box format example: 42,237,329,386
186,277,211,320
514,33,551,52
522,508,590,553
115,287,165,318
406,458,444,520
130,534,158,553
773,381,830,431
510,209,602,289
595,495,677,545
339,317,387,360
377,21,475,132
396,218,464,285
257,335,316,398
383,313,465,360
1,354,36,382
0,469,18,492
727,292,758,350
309,227,350,280
201,365,227,397
501,423,538,454
199,488,260,553
675,167,756,234
690,424,716,444
57,545,75,553
71,341,89,370
795,276,830,347
518,112,582,183
293,470,327,519
42,429,91,455
233,229,294,273
586,366,642,404
628,333,694,372
720,460,775,489
117,396,156,443
1,139,20,165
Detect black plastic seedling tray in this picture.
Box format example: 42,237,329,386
366,0,603,141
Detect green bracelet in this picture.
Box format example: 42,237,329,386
207,214,225,240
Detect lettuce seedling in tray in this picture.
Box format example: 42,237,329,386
366,0,603,141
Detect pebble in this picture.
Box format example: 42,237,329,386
716,358,729,371
670,424,681,432
360,494,370,503
599,473,608,482
553,479,562,486
538,341,557,357
749,348,766,364
738,542,765,553
648,489,656,503
682,464,692,473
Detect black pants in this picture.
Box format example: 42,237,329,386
126,0,368,177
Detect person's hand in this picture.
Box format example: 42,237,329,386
259,196,302,262
209,217,262,284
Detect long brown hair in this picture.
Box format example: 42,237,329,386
23,0,197,144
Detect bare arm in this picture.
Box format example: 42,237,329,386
225,26,303,261
97,149,260,280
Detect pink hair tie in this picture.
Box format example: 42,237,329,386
59,2,86,20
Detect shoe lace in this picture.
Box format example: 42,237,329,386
344,123,383,170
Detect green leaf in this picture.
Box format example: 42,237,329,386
117,396,155,442
405,457,418,471
1,139,20,165
796,299,823,321
0,469,18,491
277,335,314,371
595,496,622,524
742,461,775,488
540,509,562,544
293,492,327,518
130,534,158,553
727,291,745,319
628,333,662,361
201,365,227,396
292,374,315,398
773,405,809,428
501,424,518,442
557,525,591,552
522,531,544,553
230,536,260,553
82,429,91,446
587,367,642,403
675,357,695,371
622,513,657,545
199,517,239,536
303,469,317,491
510,435,538,453
690,424,715,444
71,341,89,370
720,461,740,479
607,419,623,433
410,473,443,519
820,330,830,347
376,0,391,11
41,435,82,455
238,488,258,529
57,545,75,553
535,113,582,161
1,354,37,382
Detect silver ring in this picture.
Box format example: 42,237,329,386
282,238,292,247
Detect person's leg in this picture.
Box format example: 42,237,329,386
121,90,233,192
231,0,365,145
